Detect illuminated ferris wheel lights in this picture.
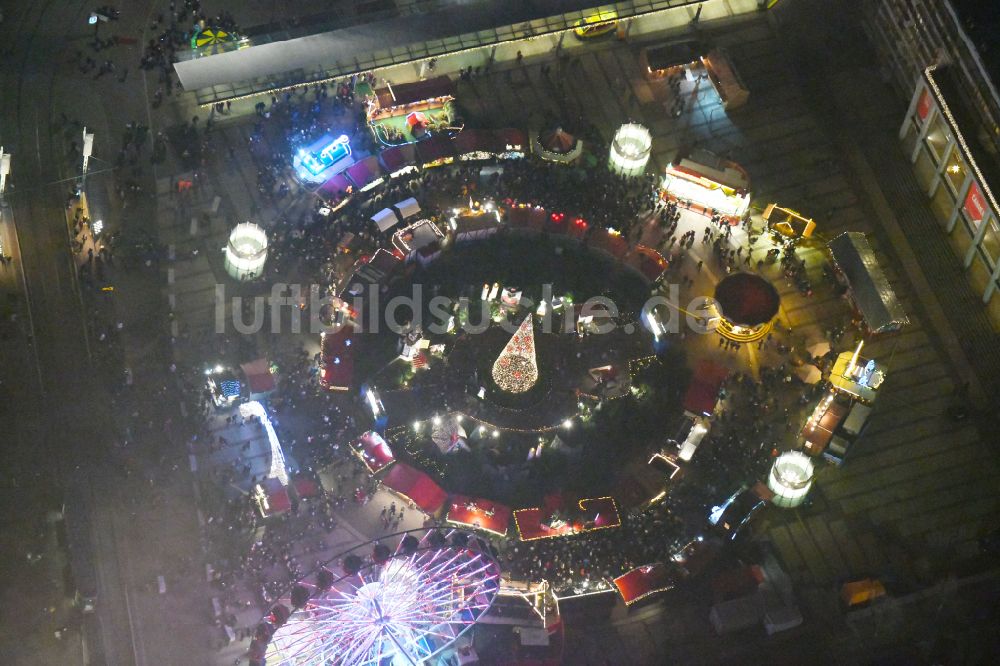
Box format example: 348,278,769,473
261,530,500,666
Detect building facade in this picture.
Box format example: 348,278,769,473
864,0,1000,328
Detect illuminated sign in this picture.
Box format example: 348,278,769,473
299,134,351,176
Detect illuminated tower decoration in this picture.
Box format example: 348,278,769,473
608,123,652,177
492,317,538,393
224,222,268,281
768,451,815,508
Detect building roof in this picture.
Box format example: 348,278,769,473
924,65,1000,221
713,273,780,327
950,0,1000,88
643,40,706,72
539,127,578,154
827,232,909,333
176,0,709,99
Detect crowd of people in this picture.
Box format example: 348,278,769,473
152,65,869,653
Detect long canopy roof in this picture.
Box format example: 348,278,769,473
827,232,908,333
175,0,709,96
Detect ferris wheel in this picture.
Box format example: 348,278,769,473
249,528,502,665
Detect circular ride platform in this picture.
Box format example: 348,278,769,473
713,272,781,343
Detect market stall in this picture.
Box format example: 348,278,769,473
800,392,851,456
452,129,500,161
829,341,886,404
371,208,400,234
827,232,909,334
662,148,751,223
241,359,276,399
367,76,458,146
380,462,448,515
378,143,417,177
513,496,621,541
416,134,455,168
253,478,292,518
446,496,511,537
393,197,421,221
613,563,675,605
346,155,384,192
392,219,445,256
205,366,241,407
320,325,354,392
351,431,395,473
682,360,729,417
702,48,750,110
639,39,705,79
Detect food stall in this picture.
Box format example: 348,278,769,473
639,40,705,79
662,148,751,223
392,218,445,256
682,360,729,418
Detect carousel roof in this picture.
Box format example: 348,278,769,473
713,272,780,327
539,127,577,154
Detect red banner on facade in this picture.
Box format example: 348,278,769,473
963,181,987,228
916,88,932,122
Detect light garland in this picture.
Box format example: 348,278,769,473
923,66,1000,229
239,401,288,485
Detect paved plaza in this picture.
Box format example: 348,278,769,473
3,1,998,664
146,5,1000,662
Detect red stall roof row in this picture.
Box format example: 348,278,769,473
505,203,668,283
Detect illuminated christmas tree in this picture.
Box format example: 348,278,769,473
492,317,538,393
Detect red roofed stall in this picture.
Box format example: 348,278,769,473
589,229,629,260
513,496,621,541
627,245,669,283
452,129,500,161
352,431,395,473
446,495,511,537
683,360,729,417
495,128,528,157
613,563,676,605
378,143,417,176
346,155,384,190
416,134,454,167
320,325,355,391
320,173,353,197
381,462,447,514
254,478,291,517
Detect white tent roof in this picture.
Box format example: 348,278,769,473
372,208,400,233
395,197,421,220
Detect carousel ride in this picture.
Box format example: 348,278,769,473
710,271,781,343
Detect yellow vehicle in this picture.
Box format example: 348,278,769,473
573,11,617,39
